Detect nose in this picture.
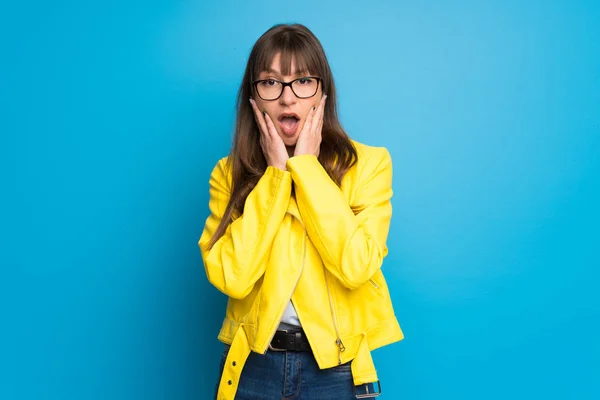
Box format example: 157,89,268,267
279,84,297,106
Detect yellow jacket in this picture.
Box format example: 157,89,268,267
199,140,404,399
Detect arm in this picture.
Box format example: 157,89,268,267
198,158,292,299
286,147,393,290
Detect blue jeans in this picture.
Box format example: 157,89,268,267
214,343,378,399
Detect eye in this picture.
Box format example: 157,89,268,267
262,79,277,86
297,78,313,85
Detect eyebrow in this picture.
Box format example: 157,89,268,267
260,68,311,78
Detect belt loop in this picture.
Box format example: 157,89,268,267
294,331,301,351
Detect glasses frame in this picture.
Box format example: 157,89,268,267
252,76,322,101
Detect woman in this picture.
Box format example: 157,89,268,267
199,23,404,399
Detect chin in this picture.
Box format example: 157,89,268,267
278,133,299,147
283,138,298,147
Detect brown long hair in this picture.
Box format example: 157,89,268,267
208,23,357,248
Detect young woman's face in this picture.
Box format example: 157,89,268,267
254,52,324,148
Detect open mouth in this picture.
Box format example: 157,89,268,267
278,113,300,136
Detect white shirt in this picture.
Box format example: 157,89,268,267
277,300,302,330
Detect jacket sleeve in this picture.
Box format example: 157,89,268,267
285,147,393,290
198,158,292,299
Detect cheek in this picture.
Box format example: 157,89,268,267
258,103,276,121
306,104,319,119
254,100,266,113
300,102,319,118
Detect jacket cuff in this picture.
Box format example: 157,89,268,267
265,165,292,181
285,154,320,174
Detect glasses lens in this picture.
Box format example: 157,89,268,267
292,78,319,98
256,80,282,100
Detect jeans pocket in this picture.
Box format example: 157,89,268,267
222,343,231,357
328,361,352,373
220,344,231,368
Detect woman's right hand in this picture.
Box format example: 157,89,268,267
249,98,289,171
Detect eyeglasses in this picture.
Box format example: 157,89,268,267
252,76,321,101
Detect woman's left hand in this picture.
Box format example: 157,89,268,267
294,95,327,157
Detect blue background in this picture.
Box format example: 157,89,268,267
2,1,599,399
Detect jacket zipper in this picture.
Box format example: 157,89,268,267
262,210,346,366
262,216,307,355
324,269,345,364
369,278,379,289
294,209,346,364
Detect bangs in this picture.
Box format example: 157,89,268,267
254,33,323,78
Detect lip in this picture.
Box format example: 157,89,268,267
277,112,300,122
277,112,301,136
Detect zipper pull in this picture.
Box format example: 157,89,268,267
335,338,346,365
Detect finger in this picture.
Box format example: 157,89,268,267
316,114,323,137
249,98,267,133
259,130,267,150
249,98,269,136
316,115,323,158
319,93,327,111
263,112,280,139
302,106,317,134
313,95,327,134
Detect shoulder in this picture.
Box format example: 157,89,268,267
350,139,392,174
208,156,230,176
214,156,230,171
208,156,233,189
